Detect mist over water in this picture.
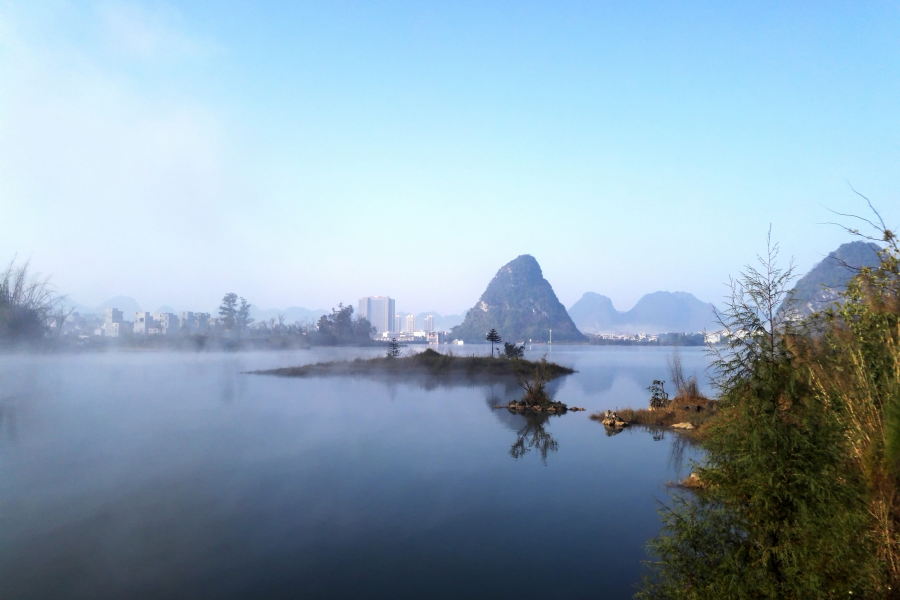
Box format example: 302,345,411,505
1,346,708,599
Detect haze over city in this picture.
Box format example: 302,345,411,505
2,1,898,314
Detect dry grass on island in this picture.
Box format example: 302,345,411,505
590,348,717,432
591,396,717,430
250,347,576,381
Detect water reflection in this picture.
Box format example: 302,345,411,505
602,425,701,473
508,412,560,464
0,347,710,600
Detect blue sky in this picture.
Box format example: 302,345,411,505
1,1,898,315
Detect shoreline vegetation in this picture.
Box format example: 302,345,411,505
636,219,900,599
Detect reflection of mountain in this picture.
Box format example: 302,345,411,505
572,362,663,396
484,387,527,432
564,349,713,406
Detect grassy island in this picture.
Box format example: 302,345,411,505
589,396,717,432
250,348,575,381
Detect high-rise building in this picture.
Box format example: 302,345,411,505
424,315,434,332
394,314,401,334
358,296,395,334
104,308,123,324
133,312,153,335
405,314,416,333
154,313,178,336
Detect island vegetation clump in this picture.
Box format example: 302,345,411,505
592,348,717,430
638,217,900,599
502,355,583,413
251,347,575,382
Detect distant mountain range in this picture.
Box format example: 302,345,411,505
788,241,881,317
567,291,718,335
451,255,585,343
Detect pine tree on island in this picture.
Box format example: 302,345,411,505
386,338,401,358
486,328,501,357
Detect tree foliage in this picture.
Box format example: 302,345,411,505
503,341,525,359
217,293,254,336
315,304,375,345
386,338,401,358
218,293,238,331
237,297,253,332
486,328,501,357
647,380,669,409
638,229,892,599
515,356,553,406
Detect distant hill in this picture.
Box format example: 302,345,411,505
788,241,881,317
568,291,717,334
451,255,585,343
94,296,143,316
566,292,618,333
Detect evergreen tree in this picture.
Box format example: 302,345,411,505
486,328,501,357
218,293,238,330
386,338,401,358
236,297,254,333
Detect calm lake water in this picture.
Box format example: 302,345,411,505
0,345,710,599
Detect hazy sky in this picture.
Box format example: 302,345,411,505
1,1,898,315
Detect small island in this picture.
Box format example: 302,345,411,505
590,372,716,432
250,347,575,381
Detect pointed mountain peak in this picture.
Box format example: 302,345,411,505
451,255,585,343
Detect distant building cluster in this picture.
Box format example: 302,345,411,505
94,308,211,338
589,330,731,346
594,332,660,343
358,295,444,343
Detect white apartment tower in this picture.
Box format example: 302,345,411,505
134,312,153,335
404,314,416,333
358,296,395,335
424,315,434,332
